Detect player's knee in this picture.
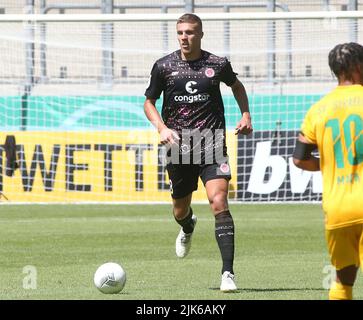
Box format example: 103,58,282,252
173,206,190,220
209,192,228,213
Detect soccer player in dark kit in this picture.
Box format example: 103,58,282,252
144,13,252,292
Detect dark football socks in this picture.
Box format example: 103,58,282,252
175,207,195,234
215,210,235,274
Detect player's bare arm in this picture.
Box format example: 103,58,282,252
292,133,320,171
144,98,179,145
230,79,253,135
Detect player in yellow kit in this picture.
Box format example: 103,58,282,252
293,42,363,300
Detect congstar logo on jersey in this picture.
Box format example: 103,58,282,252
174,81,210,103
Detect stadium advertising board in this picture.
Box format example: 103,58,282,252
0,131,236,202
237,131,322,201
0,130,322,202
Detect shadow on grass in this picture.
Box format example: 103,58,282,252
209,287,325,293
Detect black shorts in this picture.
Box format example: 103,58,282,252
166,161,232,199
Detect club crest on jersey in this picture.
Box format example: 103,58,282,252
205,68,215,78
219,163,230,174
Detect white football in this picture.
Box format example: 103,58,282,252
94,262,126,294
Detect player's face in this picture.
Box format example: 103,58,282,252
176,22,203,60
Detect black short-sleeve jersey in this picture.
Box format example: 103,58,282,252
145,50,237,131
145,50,237,162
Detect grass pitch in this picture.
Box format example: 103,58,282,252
0,203,362,300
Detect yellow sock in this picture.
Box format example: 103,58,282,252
329,282,353,300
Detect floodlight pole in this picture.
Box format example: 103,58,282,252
267,0,276,83
185,0,194,13
22,0,35,131
101,0,114,88
39,0,47,82
348,0,358,42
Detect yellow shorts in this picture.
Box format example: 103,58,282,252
325,224,363,270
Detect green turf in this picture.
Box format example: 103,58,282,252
0,204,361,300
